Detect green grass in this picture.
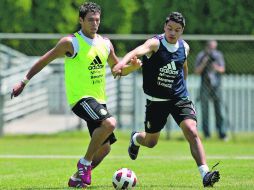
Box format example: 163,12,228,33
0,130,254,189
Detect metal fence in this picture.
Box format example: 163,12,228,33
0,34,254,136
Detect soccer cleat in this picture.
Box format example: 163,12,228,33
203,171,220,187
128,131,140,160
68,176,87,188
77,160,92,185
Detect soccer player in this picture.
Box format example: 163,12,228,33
113,12,220,187
11,2,139,188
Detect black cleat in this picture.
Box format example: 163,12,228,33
203,170,220,187
128,131,140,160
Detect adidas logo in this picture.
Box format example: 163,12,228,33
159,61,178,75
88,55,103,70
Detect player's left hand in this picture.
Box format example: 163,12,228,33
112,56,142,79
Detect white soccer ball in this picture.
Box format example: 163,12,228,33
112,168,137,189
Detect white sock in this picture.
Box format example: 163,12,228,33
132,133,140,146
198,165,209,178
71,176,81,181
80,158,92,166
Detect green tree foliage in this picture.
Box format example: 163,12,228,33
142,0,253,34
0,0,253,73
1,0,253,34
0,0,32,32
0,0,80,33
0,0,82,54
29,0,78,33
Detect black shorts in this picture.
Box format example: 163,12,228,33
72,97,117,145
144,97,197,133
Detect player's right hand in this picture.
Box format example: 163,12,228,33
11,82,26,99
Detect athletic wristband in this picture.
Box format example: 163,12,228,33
21,77,29,85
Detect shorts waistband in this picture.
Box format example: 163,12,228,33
145,94,170,101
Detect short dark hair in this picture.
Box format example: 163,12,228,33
79,2,101,19
165,12,185,28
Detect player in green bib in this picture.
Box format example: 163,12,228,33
11,2,140,188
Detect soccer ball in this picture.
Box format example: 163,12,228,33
112,168,137,189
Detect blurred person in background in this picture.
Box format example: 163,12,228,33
113,12,220,188
195,40,227,140
11,1,139,188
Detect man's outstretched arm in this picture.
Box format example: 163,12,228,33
113,38,159,76
11,37,73,98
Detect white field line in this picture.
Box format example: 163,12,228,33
0,154,254,160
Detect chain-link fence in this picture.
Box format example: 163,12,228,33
0,34,254,137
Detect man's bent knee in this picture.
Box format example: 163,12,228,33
187,125,199,139
181,119,199,140
101,117,116,132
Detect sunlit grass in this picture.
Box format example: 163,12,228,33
0,130,254,189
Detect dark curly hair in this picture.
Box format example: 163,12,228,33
79,2,101,19
165,12,185,28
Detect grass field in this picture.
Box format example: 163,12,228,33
0,130,254,190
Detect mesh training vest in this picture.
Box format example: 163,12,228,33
142,35,189,99
64,32,109,106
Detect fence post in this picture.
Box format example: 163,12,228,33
133,72,138,131
116,78,122,129
0,74,4,137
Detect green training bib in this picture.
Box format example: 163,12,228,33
64,32,109,106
